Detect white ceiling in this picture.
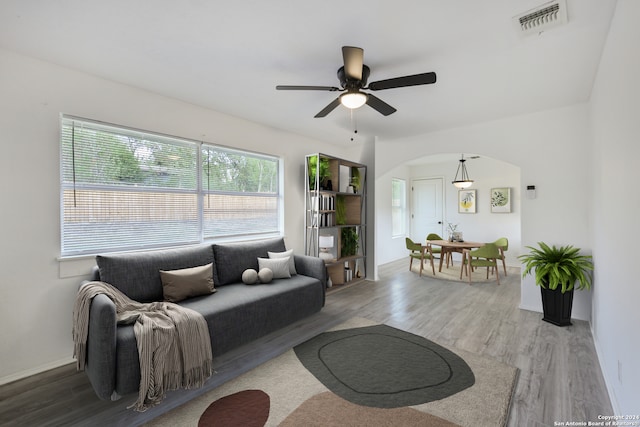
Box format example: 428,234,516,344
0,0,617,145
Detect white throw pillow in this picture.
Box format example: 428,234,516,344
268,249,297,275
257,257,291,279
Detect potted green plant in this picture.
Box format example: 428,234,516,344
350,166,361,193
518,242,593,326
341,227,359,257
335,195,347,225
308,156,331,190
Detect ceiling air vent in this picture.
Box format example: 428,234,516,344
513,0,567,36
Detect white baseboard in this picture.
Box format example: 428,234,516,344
518,303,542,314
0,356,74,386
591,323,620,414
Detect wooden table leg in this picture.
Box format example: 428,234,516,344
438,248,447,272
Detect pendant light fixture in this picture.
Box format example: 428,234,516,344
452,154,474,189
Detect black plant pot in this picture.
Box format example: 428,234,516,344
541,287,574,326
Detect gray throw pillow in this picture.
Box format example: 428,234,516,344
257,257,291,279
159,263,216,302
268,249,297,275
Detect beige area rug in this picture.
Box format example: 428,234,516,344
410,259,502,284
145,318,518,427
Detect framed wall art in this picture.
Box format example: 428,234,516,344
458,189,476,213
491,187,511,213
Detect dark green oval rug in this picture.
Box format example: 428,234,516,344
293,324,475,408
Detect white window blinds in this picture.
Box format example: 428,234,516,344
60,116,281,256
201,146,279,239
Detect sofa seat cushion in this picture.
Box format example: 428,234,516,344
110,275,324,396
181,276,324,356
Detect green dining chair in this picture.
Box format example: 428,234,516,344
426,233,450,266
406,237,435,276
492,237,509,275
460,243,501,285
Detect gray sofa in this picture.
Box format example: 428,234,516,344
80,237,326,400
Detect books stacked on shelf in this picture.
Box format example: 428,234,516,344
311,194,335,211
344,265,353,282
318,212,334,227
311,194,335,228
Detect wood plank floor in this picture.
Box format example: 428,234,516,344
0,260,612,426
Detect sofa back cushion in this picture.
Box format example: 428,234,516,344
96,245,214,302
213,238,286,286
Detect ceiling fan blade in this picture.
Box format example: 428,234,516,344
368,72,437,91
342,46,364,81
314,97,342,118
365,93,397,116
276,85,341,91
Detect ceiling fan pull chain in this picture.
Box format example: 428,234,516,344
350,109,358,142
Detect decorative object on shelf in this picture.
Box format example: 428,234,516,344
318,235,335,261
491,188,511,213
518,242,593,326
452,154,474,189
344,265,353,282
458,189,476,213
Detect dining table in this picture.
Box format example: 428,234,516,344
426,239,485,272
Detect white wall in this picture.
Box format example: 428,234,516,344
375,164,411,265
0,48,355,384
375,103,593,322
589,0,640,414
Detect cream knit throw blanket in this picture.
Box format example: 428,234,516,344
72,281,213,411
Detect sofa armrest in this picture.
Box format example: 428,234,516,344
80,283,118,400
294,254,327,304
294,254,326,284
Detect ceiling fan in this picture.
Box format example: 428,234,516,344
276,46,436,118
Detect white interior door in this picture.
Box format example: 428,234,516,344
411,178,444,243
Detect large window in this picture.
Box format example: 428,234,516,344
391,178,406,237
60,116,281,256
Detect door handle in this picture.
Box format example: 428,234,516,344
438,221,442,224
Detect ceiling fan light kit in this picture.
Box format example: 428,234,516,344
340,91,368,109
276,46,436,118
